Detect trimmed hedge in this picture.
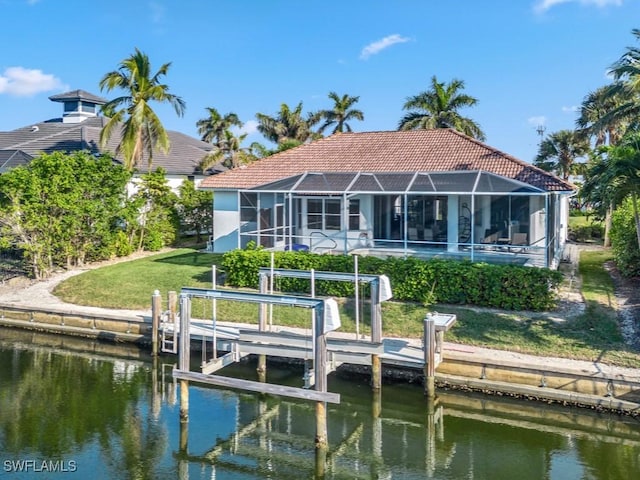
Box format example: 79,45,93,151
221,248,563,311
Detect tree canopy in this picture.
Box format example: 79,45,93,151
534,130,590,180
256,102,319,145
313,92,364,134
99,48,186,171
0,152,131,279
398,75,485,140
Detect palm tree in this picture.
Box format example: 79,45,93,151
314,92,364,134
196,107,242,146
584,133,640,250
576,85,631,246
99,48,186,171
534,130,590,181
576,84,631,147
398,75,485,140
199,129,251,171
592,29,640,136
256,102,318,145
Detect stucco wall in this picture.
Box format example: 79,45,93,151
212,191,239,252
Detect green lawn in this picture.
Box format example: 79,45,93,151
53,248,640,368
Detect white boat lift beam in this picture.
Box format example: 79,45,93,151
173,287,340,405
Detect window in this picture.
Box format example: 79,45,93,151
325,199,341,230
307,198,342,230
240,193,257,222
80,103,96,113
63,101,78,112
307,199,323,229
349,199,360,230
276,204,284,241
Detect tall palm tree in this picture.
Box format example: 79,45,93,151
584,133,640,250
99,48,186,171
199,130,254,171
314,92,364,134
196,107,242,146
256,102,318,145
593,29,640,135
576,84,631,246
576,84,630,147
534,130,590,181
398,75,485,141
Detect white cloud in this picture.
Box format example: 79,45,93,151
528,116,547,127
360,34,410,60
0,67,67,97
562,105,578,113
148,1,166,24
239,120,258,135
534,0,623,13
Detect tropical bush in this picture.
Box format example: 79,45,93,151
568,223,604,243
221,246,563,311
0,152,132,278
611,198,640,277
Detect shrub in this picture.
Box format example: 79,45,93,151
568,223,604,243
611,198,640,277
221,248,563,311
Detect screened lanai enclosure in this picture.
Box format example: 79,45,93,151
219,171,571,269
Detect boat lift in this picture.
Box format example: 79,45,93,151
257,266,392,390
171,287,341,404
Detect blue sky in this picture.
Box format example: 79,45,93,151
0,0,637,162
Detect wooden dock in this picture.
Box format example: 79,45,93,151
159,314,456,374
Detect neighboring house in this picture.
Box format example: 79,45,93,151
0,90,224,188
199,129,577,268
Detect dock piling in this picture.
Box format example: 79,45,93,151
257,274,268,382
423,314,436,399
179,294,191,422
314,304,328,450
370,279,383,391
151,290,161,356
168,291,177,325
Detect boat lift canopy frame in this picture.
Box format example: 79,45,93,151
173,287,340,404
257,267,387,343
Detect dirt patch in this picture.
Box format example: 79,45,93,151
604,261,640,350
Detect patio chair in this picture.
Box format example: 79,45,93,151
509,233,528,253
481,230,499,245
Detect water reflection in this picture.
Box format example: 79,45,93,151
1,328,639,479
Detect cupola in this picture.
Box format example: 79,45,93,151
48,89,108,123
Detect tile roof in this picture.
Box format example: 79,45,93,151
199,129,575,192
0,116,217,175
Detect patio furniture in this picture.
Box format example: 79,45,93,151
509,233,528,253
481,230,500,246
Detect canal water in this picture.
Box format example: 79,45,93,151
1,328,639,480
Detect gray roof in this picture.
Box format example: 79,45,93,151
49,90,107,105
0,115,219,175
0,149,33,173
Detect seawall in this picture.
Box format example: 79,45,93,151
1,302,639,415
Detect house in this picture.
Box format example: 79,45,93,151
0,90,223,188
199,129,576,268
